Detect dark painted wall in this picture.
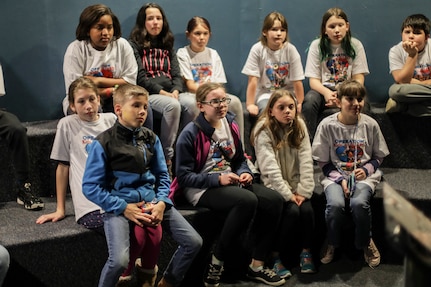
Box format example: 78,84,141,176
0,0,430,121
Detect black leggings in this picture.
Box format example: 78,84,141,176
276,200,315,255
0,110,30,183
197,183,283,261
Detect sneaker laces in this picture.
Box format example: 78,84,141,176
21,183,41,201
23,182,32,191
261,267,277,278
365,242,379,258
207,264,223,280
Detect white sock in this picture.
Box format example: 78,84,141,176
249,264,263,272
212,254,224,266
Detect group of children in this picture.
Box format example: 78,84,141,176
3,2,431,287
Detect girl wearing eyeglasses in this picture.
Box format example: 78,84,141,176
171,82,286,287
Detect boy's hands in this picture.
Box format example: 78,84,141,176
124,202,154,227
124,201,166,227
402,40,419,57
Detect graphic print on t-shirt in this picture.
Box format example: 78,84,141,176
414,64,431,81
209,140,234,172
334,138,364,173
88,64,114,78
191,62,212,84
326,55,349,84
265,60,290,91
82,135,96,155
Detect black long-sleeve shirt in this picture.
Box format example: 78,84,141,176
129,40,184,94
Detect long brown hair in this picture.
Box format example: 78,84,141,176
129,3,174,50
251,90,305,149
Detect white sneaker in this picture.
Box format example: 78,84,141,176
364,238,381,268
385,98,400,113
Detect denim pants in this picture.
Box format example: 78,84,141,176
161,207,203,286
0,244,10,286
99,214,131,287
324,182,373,249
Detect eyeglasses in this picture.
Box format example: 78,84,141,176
200,97,231,108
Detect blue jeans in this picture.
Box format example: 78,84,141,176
149,94,195,161
0,244,10,286
161,207,202,286
324,182,373,249
99,213,130,287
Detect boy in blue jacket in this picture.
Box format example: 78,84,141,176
83,83,171,287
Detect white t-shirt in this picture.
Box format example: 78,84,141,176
312,112,389,191
305,37,369,89
177,46,227,84
241,42,304,103
62,38,137,114
50,113,117,221
389,38,431,80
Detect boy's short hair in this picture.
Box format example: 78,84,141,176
113,84,149,105
401,14,431,35
68,77,99,104
336,79,367,100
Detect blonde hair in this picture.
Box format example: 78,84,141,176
113,84,149,105
195,82,225,102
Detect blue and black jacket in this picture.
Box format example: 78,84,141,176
83,121,172,216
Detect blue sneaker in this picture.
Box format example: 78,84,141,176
272,259,292,279
300,251,316,274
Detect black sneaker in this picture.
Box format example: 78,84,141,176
247,266,286,286
17,183,44,210
204,263,224,287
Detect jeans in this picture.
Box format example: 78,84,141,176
99,214,131,287
161,207,203,286
149,94,195,161
0,244,10,286
324,182,373,249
